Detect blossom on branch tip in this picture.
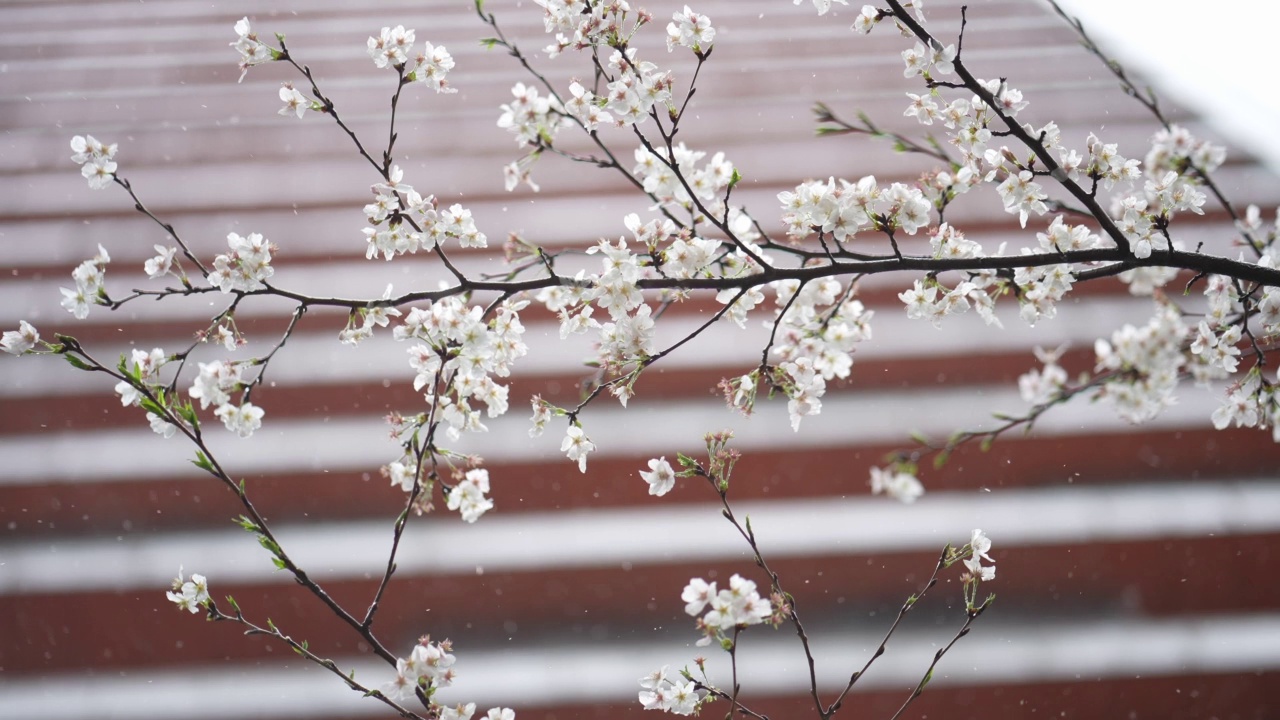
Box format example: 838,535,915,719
870,466,924,503
166,567,210,613
666,6,714,53
561,424,595,473
144,244,178,279
1,321,39,355
964,529,995,581
640,457,676,496
215,401,265,438
368,25,415,69
231,17,272,82
798,0,848,16
447,468,494,523
409,42,456,92
207,232,274,293
278,82,310,118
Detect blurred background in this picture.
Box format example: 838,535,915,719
2,0,1279,718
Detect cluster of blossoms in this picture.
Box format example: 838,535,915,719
70,134,117,190
231,17,274,82
779,175,933,241
207,232,275,293
394,298,527,436
963,529,996,582
362,167,486,261
635,143,734,211
59,243,111,319
497,82,569,190
638,666,700,716
366,25,456,92
666,6,714,53
605,47,674,125
1018,346,1069,406
682,574,774,646
870,465,925,504
382,636,457,701
497,82,567,149
380,633,513,720
772,278,873,378
113,347,173,434
340,285,401,346
446,469,495,523
536,0,640,56
166,568,210,614
1093,300,1188,424
1012,217,1103,324
187,359,265,438
636,575,780,712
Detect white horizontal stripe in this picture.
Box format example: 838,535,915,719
2,479,1276,595
1,613,1277,720
0,376,1233,486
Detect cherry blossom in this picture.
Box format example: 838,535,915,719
666,6,714,53
870,466,924,503
278,82,309,118
447,469,495,523
561,424,595,472
640,457,676,496
1,321,39,355
215,401,265,438
166,568,210,614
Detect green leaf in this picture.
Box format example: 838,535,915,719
475,0,485,14
62,354,94,371
139,397,165,418
479,37,501,50
932,448,951,470
192,451,214,473
271,557,286,570
728,168,742,190
235,515,258,532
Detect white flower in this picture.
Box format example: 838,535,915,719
166,567,210,613
189,360,242,409
560,424,595,473
214,401,264,438
797,0,849,16
666,6,715,53
410,42,456,93
486,709,515,720
368,25,415,69
439,703,477,720
81,157,117,189
1,321,39,355
963,554,995,581
639,457,676,496
964,529,996,581
869,466,924,503
278,82,309,118
681,578,716,616
144,245,178,279
446,468,495,523
148,412,178,438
